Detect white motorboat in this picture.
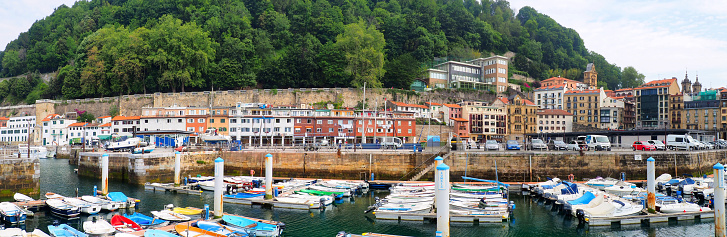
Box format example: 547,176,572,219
197,181,216,191
199,128,231,142
286,193,334,206
18,144,49,159
604,181,642,197
107,133,141,151
376,202,432,214
659,202,710,213
83,218,116,235
580,199,642,218
0,202,27,224
63,198,102,215
13,193,34,202
45,192,65,199
150,210,191,221
81,196,120,212
45,199,81,217
584,177,620,190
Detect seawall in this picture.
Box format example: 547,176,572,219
0,158,40,197
74,150,725,184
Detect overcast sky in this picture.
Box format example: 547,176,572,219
2,1,726,89
508,0,727,89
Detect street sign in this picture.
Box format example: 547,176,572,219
634,154,642,161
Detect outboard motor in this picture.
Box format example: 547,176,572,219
666,184,673,196
165,204,175,210
576,209,587,224
320,198,327,208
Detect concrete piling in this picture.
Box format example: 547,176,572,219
214,157,224,218
174,151,181,186
265,154,273,200
646,157,655,212
101,153,109,195
435,162,450,237
714,163,725,237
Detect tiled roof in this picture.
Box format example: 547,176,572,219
498,97,509,104
534,84,566,90
615,88,633,92
451,117,468,122
425,102,442,106
389,101,428,109
565,89,600,94
443,104,461,108
523,99,536,106
42,114,60,121
537,109,573,116
99,122,112,127
541,77,582,85
112,116,141,121
69,122,87,127
635,78,677,89
0,117,8,120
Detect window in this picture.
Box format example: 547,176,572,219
328,120,333,124
316,128,322,133
295,128,301,133
221,119,226,123
188,119,194,123
231,119,237,123
297,119,301,123
178,119,182,123
210,119,215,123
329,128,333,132
317,120,322,124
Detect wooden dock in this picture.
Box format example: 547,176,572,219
374,211,509,223
13,200,46,210
144,183,203,195
124,212,283,236
587,210,714,226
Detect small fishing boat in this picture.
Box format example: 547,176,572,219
294,189,344,198
286,193,334,206
45,192,65,199
195,221,252,236
584,177,620,190
31,229,53,237
63,198,102,215
143,230,177,237
197,181,217,191
174,224,227,237
13,193,35,202
222,215,282,237
48,224,88,237
124,213,168,228
150,210,191,221
107,192,135,208
111,214,142,233
0,202,27,225
81,196,119,212
224,193,265,199
45,199,81,218
188,176,214,183
133,145,155,154
659,201,710,213
83,218,116,236
171,207,203,215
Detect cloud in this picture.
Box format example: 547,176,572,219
508,0,727,88
0,0,78,51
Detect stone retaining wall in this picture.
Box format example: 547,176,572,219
0,158,40,197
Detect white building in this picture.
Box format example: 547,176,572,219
111,116,141,133
229,103,295,146
140,106,188,131
600,97,625,130
387,101,430,118
0,116,36,144
536,109,573,134
40,114,76,146
534,84,567,109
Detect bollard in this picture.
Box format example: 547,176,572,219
435,231,443,237
214,157,224,218
371,173,374,181
435,162,450,237
93,186,97,197
265,154,273,200
102,153,109,195
434,156,443,206
715,163,725,237
646,157,655,212
183,177,188,186
204,204,210,220
174,151,181,186
274,187,279,197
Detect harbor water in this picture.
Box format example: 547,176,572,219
0,158,718,236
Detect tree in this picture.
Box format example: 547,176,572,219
621,66,645,89
1,50,25,75
145,15,217,92
77,110,95,122
382,53,420,89
335,20,386,88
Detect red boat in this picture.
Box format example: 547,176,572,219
111,214,143,232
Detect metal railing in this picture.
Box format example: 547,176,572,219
398,145,449,181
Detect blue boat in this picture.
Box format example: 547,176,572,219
124,213,169,227
195,221,251,236
0,202,27,224
107,192,135,208
47,224,88,237
144,229,178,237
224,193,265,199
222,215,282,237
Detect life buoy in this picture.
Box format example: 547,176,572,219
568,174,575,182
250,169,255,176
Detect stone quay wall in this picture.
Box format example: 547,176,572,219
0,158,40,197
73,150,725,185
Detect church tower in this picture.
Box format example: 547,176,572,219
583,63,597,88
681,71,692,93
692,73,702,93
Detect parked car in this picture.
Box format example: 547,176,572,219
466,140,481,149
529,139,548,150
506,140,521,150
702,141,714,150
548,140,567,150
485,140,500,151
708,141,720,149
565,141,585,151
646,140,666,150
632,141,656,151
696,141,707,150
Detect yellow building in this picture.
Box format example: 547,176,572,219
493,94,537,142
208,107,230,136
564,89,606,129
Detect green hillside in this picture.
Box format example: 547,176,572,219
0,0,643,103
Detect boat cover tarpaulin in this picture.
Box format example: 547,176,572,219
567,191,595,205
107,192,128,202
461,176,510,187
561,183,578,195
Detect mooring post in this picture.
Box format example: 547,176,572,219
101,153,109,195
265,154,273,200
646,157,655,212
433,156,443,206
174,151,181,186
435,162,450,237
214,157,224,218
714,163,725,237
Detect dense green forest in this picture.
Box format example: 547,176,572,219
0,0,644,103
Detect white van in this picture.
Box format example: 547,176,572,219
380,137,403,149
576,135,611,151
666,134,699,150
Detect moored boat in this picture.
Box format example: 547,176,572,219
63,198,102,215
81,196,120,212
83,218,116,236
123,213,169,228
48,224,88,237
143,230,177,237
111,214,142,233
45,199,81,218
150,210,191,221
13,193,34,202
174,223,228,237
222,215,282,237
0,202,27,224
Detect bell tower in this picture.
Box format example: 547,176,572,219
681,71,691,93
692,73,702,93
583,63,597,88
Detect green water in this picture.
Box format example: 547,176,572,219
1,159,717,236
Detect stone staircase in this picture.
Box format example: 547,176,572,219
409,153,451,181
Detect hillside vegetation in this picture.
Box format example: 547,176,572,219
0,0,644,103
